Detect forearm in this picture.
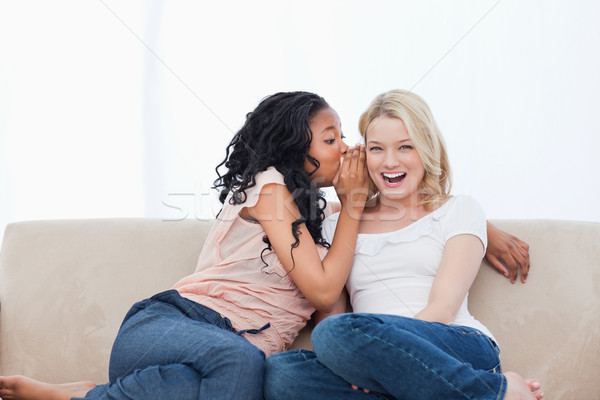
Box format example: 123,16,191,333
414,302,456,325
417,235,484,324
314,290,348,325
307,143,367,310
316,206,363,310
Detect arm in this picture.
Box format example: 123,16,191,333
250,147,368,312
485,221,530,284
313,289,348,325
414,234,485,324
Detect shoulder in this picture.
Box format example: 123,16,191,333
446,195,485,215
439,194,485,222
244,167,287,200
227,167,287,212
441,195,487,247
254,166,286,188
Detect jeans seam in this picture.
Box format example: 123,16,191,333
496,374,507,400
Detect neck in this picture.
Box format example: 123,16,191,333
363,193,423,221
380,192,421,211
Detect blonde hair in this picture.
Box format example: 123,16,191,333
358,89,452,209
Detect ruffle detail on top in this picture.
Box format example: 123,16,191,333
353,198,455,257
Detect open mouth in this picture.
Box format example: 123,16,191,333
382,172,406,185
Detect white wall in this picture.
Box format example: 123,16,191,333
1,0,599,240
0,1,145,225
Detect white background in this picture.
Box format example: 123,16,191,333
1,1,599,242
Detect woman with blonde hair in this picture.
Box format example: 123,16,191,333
264,90,543,400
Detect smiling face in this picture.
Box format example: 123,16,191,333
303,107,348,187
365,116,425,204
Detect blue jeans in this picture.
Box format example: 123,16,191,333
76,290,265,400
264,313,505,400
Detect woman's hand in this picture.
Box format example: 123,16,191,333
485,221,530,283
333,145,369,218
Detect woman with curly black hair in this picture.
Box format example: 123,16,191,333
0,91,370,400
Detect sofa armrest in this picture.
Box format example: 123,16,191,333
0,218,212,383
468,219,600,399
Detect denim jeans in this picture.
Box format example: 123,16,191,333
264,313,505,400
76,290,265,400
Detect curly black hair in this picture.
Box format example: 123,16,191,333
213,92,332,269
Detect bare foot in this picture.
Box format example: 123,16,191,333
0,375,96,400
525,378,543,399
504,372,544,400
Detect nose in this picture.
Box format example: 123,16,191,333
383,150,400,168
339,139,349,155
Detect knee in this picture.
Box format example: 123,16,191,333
312,314,346,348
231,341,266,376
207,338,266,380
311,314,385,365
311,314,364,353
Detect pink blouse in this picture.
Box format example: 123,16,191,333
172,167,328,356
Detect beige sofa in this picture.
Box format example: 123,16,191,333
0,218,598,399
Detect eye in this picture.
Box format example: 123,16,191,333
325,138,335,144
368,146,382,151
400,145,413,150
